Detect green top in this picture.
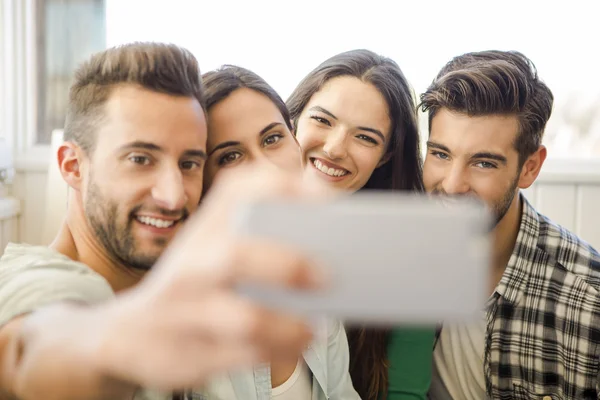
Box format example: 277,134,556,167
385,327,436,400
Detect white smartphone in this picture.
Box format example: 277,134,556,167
233,192,491,325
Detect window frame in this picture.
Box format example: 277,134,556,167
1,0,46,171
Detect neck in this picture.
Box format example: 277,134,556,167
488,191,523,293
49,195,146,293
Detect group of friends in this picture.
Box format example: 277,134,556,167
0,42,599,400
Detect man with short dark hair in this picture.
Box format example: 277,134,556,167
422,50,600,400
0,42,325,400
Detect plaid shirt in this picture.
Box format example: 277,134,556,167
483,194,600,399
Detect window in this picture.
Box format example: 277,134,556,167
35,0,105,144
23,0,600,157
0,0,8,143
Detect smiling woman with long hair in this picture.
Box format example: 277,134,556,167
287,49,436,400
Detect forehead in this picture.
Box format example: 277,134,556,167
430,108,519,155
207,88,287,146
306,76,390,129
96,84,207,152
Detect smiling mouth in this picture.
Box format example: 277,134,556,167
135,215,180,229
311,158,350,177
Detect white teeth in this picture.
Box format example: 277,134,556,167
313,159,348,177
137,216,176,228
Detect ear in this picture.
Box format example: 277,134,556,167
57,142,87,191
518,145,547,189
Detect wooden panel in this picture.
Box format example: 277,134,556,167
2,218,11,252
535,183,577,233
0,217,18,255
576,185,600,250
0,220,4,255
25,171,48,245
13,170,48,245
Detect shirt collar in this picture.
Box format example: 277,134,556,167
494,192,546,304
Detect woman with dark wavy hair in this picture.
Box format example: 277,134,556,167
287,49,436,400
197,64,360,400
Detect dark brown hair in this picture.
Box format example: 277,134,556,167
419,50,554,165
202,64,292,130
287,49,424,400
64,42,205,153
287,49,423,193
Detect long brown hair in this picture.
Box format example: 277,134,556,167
287,49,424,400
346,327,391,400
287,49,423,193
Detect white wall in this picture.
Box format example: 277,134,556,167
524,186,600,249
0,197,19,252
11,163,48,245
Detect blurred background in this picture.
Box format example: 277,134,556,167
1,0,599,252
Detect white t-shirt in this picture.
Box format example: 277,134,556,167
272,359,313,399
429,313,487,400
0,243,171,400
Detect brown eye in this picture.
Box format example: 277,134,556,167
309,115,331,126
180,160,201,170
263,134,283,146
356,134,378,145
129,155,151,165
218,151,242,166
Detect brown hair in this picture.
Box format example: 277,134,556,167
63,42,205,153
419,50,554,165
287,49,424,193
202,65,292,130
287,49,424,400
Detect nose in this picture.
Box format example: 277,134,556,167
322,128,348,160
441,164,471,195
151,165,188,211
248,154,284,175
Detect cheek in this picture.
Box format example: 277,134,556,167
206,167,237,193
472,174,513,203
203,164,219,190
184,177,204,205
352,146,384,174
295,123,321,153
272,143,302,172
422,159,439,189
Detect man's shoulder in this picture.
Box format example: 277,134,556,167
534,210,600,283
0,242,115,326
0,242,109,280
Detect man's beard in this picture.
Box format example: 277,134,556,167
84,180,188,271
431,175,520,229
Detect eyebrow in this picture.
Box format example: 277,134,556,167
119,140,207,160
308,105,385,142
426,141,507,165
471,152,508,165
208,122,284,156
309,106,337,120
426,141,451,153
